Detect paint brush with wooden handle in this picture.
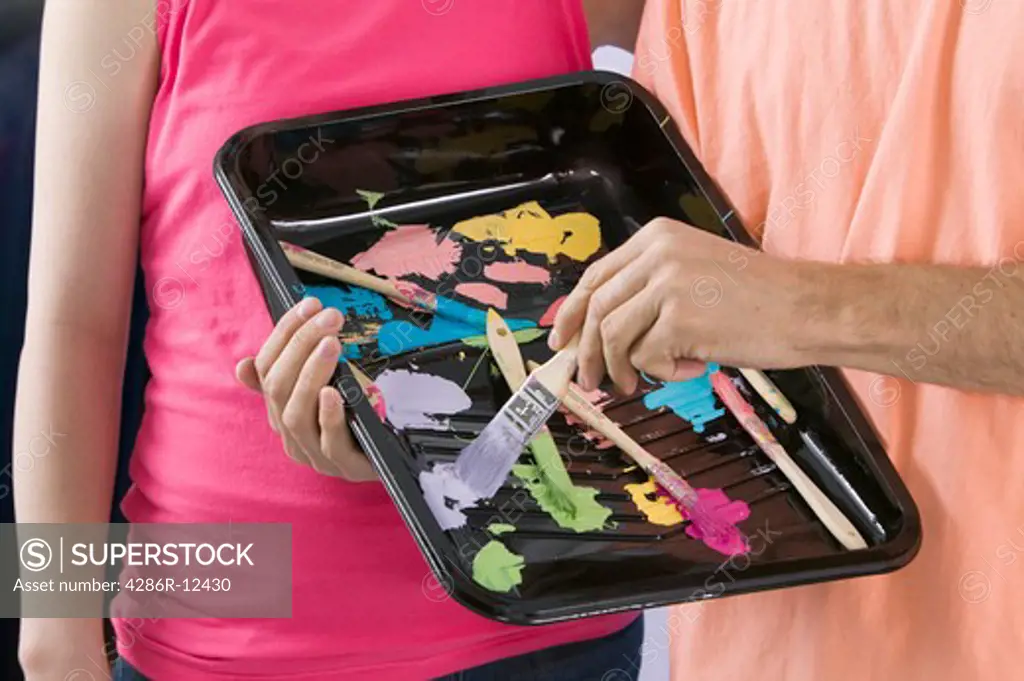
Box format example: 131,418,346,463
452,333,581,499
486,310,580,496
710,371,868,550
738,368,797,424
524,359,749,555
279,241,479,327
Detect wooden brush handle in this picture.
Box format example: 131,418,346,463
739,368,798,424
279,241,413,306
528,334,579,400
527,360,701,506
711,371,867,551
486,309,529,390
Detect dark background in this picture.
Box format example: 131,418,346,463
2,3,147,677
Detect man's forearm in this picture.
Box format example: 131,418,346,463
797,260,1024,395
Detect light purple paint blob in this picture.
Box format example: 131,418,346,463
419,463,480,530
374,369,472,431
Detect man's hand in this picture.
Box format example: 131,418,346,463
549,218,815,394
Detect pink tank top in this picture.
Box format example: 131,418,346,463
115,2,632,679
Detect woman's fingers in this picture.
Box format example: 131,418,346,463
280,336,342,465
253,297,322,380
235,357,261,392
575,254,654,390
319,387,377,481
262,307,344,429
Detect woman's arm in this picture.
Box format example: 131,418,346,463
14,0,158,677
583,0,646,51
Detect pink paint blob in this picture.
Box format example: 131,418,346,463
484,261,552,286
563,384,614,447
659,485,751,556
365,384,388,422
454,282,508,309
351,224,461,280
539,296,567,327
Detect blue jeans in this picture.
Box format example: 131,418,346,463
112,615,643,680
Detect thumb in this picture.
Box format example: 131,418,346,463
235,357,261,392
668,359,707,381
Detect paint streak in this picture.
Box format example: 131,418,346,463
487,523,516,535
455,282,508,309
539,296,567,327
451,201,601,263
351,224,461,280
419,463,477,530
461,328,547,348
624,479,684,526
484,260,552,286
364,383,388,422
472,540,525,593
377,299,534,356
512,461,611,533
643,363,726,433
307,284,394,358
561,385,614,449
660,485,751,556
510,431,611,533
373,369,471,431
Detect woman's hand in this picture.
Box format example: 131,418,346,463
235,298,377,481
550,218,812,394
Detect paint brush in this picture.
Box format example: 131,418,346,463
452,333,581,499
738,368,797,424
710,371,868,550
525,359,749,555
487,312,578,487
279,241,478,327
343,361,387,422
735,368,884,540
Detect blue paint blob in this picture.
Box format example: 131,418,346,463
306,284,394,321
377,297,534,357
643,363,726,433
306,284,394,359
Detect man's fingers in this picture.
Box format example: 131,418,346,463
600,291,661,395
550,223,657,350
575,256,654,390
253,297,322,380
630,313,704,382
319,387,377,481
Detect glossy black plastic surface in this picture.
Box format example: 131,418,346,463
214,72,920,625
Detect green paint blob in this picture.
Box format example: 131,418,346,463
472,541,525,593
355,189,384,209
487,523,517,536
512,433,611,533
462,327,548,348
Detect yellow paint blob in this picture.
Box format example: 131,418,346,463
451,201,601,263
625,479,684,527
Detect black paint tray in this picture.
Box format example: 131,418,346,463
214,72,921,625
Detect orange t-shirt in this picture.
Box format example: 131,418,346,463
633,2,1024,680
